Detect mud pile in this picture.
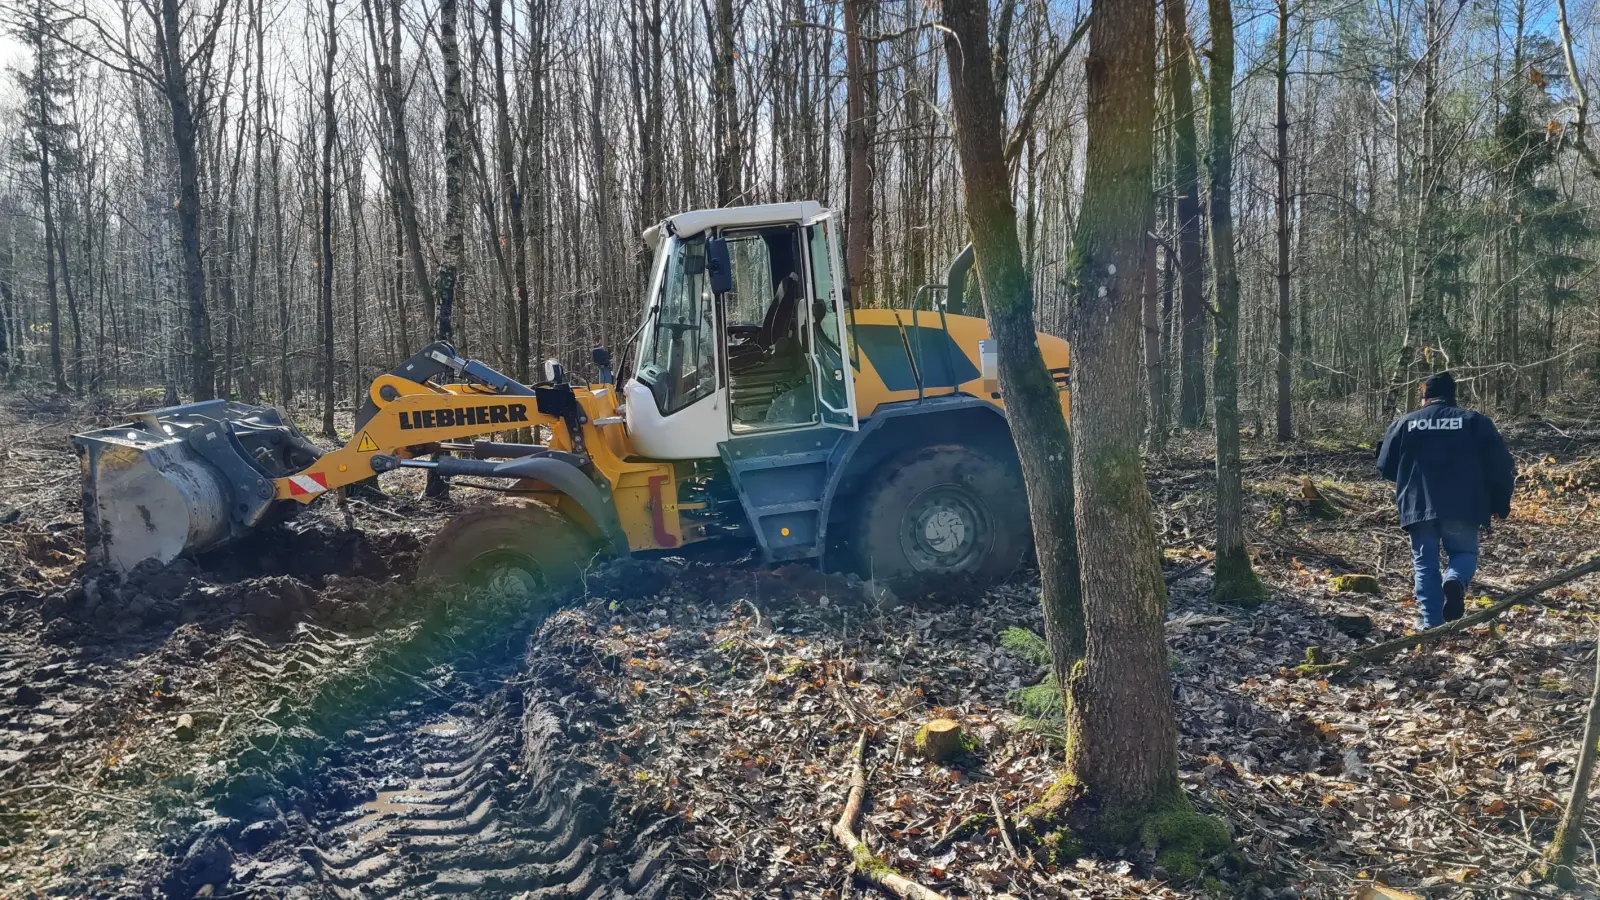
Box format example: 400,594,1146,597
35,518,424,645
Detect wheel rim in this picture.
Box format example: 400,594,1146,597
454,550,545,601
898,485,991,572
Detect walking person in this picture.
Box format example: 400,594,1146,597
1378,372,1517,629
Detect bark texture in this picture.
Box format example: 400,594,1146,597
1054,0,1184,830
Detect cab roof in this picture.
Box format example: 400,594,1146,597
641,201,827,249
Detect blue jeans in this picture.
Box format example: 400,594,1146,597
1407,519,1480,628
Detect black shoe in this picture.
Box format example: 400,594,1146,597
1443,579,1466,622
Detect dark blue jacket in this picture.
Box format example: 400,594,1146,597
1378,400,1516,528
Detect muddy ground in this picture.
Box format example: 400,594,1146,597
1,394,1599,899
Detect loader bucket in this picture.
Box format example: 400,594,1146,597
73,401,323,572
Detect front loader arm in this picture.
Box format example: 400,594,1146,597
267,343,684,557
275,368,566,502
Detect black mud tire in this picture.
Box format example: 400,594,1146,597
419,501,594,598
852,444,1030,583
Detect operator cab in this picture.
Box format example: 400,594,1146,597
624,201,856,459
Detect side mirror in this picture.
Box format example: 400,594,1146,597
706,237,734,295
592,346,613,385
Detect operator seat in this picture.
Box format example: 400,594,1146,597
728,272,802,375
763,272,802,355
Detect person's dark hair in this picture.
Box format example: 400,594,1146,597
1423,370,1457,404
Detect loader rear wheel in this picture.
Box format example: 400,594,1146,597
853,444,1030,583
419,502,594,600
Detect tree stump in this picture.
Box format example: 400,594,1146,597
1331,574,1380,595
914,719,967,762
174,714,196,742
1299,477,1340,519
1331,610,1374,637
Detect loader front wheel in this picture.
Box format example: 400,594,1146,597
419,502,595,601
853,444,1030,583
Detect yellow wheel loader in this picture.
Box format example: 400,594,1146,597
74,201,1070,591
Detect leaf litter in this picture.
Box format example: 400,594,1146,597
539,422,1600,899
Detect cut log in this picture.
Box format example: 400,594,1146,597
913,719,967,762
174,714,195,742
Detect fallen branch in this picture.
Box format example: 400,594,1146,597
832,730,950,900
1538,622,1600,887
991,793,1021,864
1305,556,1600,677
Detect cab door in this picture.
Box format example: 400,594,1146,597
802,210,858,431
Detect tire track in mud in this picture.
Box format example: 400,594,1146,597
284,697,673,899
226,604,677,900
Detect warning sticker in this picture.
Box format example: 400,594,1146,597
356,432,379,452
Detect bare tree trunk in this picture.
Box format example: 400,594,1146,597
435,0,466,343
1164,0,1205,427
363,0,435,327
241,0,265,403
844,0,875,308
425,0,468,500
26,8,68,393
1390,0,1447,409
319,0,338,438
1143,220,1165,450
55,219,82,395
271,110,291,406
489,0,531,380
711,0,742,205
1274,0,1293,441
939,0,1083,695
155,0,215,400
1208,0,1264,605
522,0,548,370
347,145,363,410
1055,0,1188,829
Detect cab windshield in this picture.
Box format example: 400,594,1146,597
635,236,718,415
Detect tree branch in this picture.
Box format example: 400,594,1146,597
831,731,950,900
1554,0,1600,177
1002,14,1089,165
1305,556,1600,677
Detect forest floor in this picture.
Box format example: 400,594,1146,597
0,392,1598,899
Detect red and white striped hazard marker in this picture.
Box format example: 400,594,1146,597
287,472,329,496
